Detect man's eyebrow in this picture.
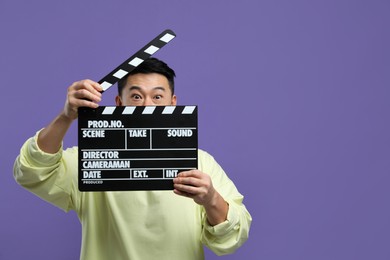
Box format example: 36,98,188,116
128,86,142,92
152,86,167,91
128,86,166,92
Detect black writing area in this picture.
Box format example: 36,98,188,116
78,106,198,191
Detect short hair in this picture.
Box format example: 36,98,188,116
117,57,176,95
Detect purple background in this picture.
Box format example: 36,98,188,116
1,1,389,259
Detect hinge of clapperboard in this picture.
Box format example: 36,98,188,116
98,29,176,93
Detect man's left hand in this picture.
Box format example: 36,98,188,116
173,170,228,225
173,170,216,206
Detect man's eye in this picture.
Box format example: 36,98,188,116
154,95,162,100
132,94,142,100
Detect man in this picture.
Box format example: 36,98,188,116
14,58,252,260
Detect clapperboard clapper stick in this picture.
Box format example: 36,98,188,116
77,30,199,191
99,29,176,92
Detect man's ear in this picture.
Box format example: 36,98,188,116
115,95,122,106
171,95,177,105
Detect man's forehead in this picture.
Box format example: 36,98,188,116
126,73,168,85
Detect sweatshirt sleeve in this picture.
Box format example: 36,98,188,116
198,150,252,255
13,131,79,212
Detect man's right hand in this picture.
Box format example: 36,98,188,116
63,79,102,120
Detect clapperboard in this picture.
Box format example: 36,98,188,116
78,29,199,191
78,106,197,191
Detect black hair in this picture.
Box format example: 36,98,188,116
117,57,176,95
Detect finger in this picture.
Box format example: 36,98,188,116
83,79,103,94
173,176,203,187
173,189,191,197
71,80,102,101
70,97,99,109
173,183,199,195
71,88,101,103
177,170,200,178
68,89,99,108
80,80,102,100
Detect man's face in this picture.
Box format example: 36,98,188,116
115,73,176,106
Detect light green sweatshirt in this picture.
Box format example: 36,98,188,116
14,132,252,260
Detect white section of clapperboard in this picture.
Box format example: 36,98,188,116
102,107,116,114
162,106,176,114
125,125,128,150
101,81,112,91
129,57,144,67
142,106,156,114
182,106,196,114
113,69,128,79
144,45,159,55
160,33,175,43
150,128,153,150
122,106,136,114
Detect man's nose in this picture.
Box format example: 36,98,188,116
143,97,154,106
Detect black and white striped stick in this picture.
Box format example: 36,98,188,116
98,29,176,92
